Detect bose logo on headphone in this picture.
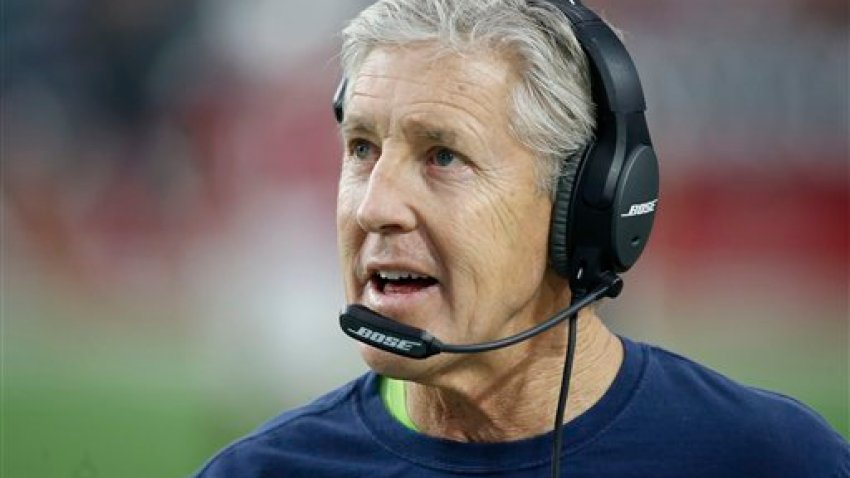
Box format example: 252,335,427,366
621,199,658,218
347,326,419,352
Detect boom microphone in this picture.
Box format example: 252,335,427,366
339,274,622,359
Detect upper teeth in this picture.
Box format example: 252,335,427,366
377,270,430,280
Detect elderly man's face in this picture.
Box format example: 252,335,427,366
337,45,557,378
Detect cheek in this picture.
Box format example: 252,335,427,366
422,203,492,282
336,171,365,236
508,198,552,278
336,176,365,295
449,190,550,287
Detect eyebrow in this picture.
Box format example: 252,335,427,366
402,119,463,150
340,115,465,149
405,123,458,146
339,115,379,139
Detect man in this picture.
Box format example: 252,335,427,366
195,0,848,476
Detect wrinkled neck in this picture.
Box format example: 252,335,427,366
406,309,623,442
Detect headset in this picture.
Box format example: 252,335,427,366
333,1,658,476
333,0,658,355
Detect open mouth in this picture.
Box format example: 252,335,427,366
372,270,439,295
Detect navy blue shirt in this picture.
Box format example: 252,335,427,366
195,338,849,477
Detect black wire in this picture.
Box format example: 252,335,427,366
551,298,580,478
436,283,609,354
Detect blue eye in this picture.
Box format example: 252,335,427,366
432,148,457,167
350,140,377,161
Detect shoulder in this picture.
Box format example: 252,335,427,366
637,341,849,476
192,373,372,477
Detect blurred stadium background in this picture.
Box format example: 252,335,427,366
2,0,847,476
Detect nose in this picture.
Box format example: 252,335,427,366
355,151,417,234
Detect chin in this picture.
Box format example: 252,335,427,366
360,344,441,381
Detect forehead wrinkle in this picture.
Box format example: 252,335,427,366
350,90,383,100
444,91,503,126
352,66,509,124
402,80,505,122
403,99,502,142
444,75,509,94
355,72,434,87
354,67,505,119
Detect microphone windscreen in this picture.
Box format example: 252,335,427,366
339,305,440,359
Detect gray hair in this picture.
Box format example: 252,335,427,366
340,0,595,195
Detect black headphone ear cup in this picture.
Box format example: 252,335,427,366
548,151,582,278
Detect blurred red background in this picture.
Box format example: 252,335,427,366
2,0,847,476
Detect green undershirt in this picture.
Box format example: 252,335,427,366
378,375,419,432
